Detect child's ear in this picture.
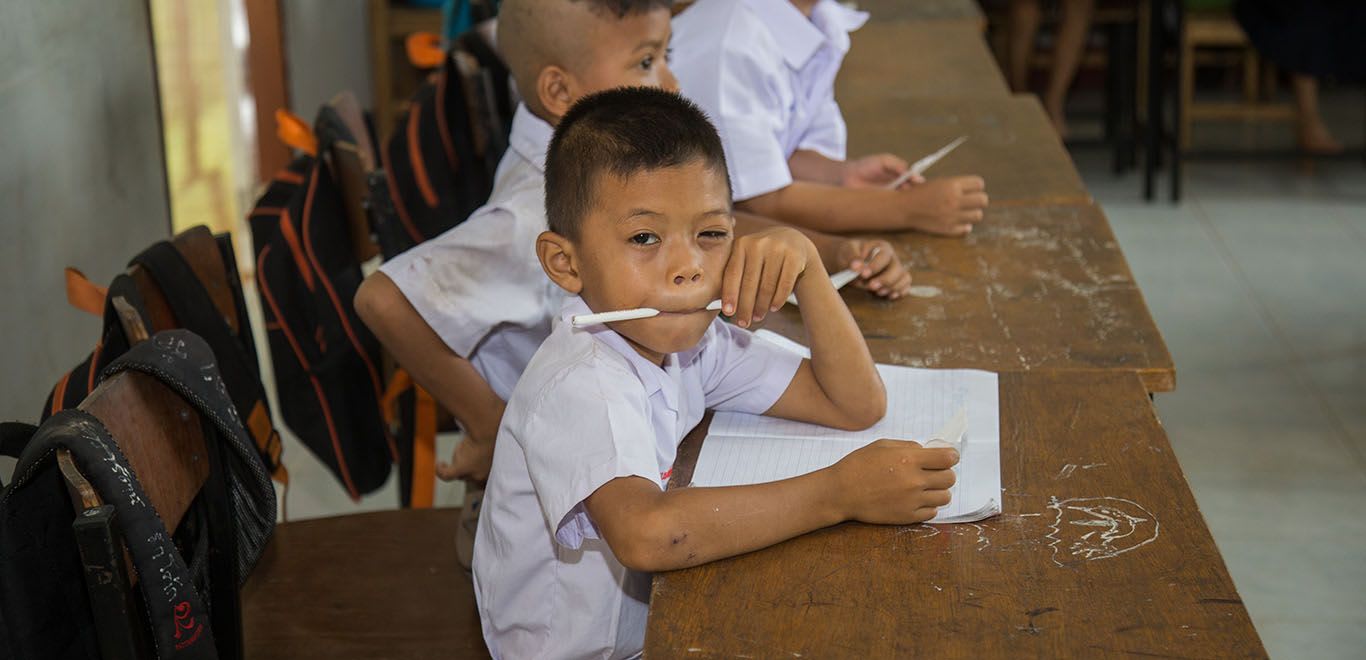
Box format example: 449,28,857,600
537,66,575,123
536,230,583,295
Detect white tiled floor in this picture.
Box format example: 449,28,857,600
1075,127,1366,658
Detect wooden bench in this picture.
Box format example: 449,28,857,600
646,371,1263,657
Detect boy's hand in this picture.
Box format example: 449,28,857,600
831,439,959,524
836,239,913,299
435,404,504,482
842,153,924,189
721,227,819,328
898,176,988,236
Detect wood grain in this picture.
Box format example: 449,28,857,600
841,94,1092,206
646,372,1264,658
759,202,1175,392
855,0,985,27
838,20,1010,101
241,508,489,659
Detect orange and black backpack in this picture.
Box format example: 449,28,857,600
250,151,395,501
375,31,514,259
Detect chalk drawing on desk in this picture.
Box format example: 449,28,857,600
906,285,942,298
1045,497,1159,567
1054,463,1077,480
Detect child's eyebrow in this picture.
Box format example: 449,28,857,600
619,208,664,222
633,39,666,52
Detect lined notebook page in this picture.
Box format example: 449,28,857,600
693,333,1000,523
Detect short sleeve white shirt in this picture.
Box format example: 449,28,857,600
377,104,565,400
671,0,869,201
471,297,804,659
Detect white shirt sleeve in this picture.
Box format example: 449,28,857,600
377,205,548,359
519,360,663,550
795,96,849,162
699,321,804,415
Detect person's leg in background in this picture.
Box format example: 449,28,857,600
1042,0,1096,138
1291,74,1344,154
1008,0,1043,93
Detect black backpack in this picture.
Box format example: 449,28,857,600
1,331,275,660
375,31,514,259
249,152,395,500
44,228,287,488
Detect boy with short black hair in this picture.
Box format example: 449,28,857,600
355,0,916,502
473,87,959,659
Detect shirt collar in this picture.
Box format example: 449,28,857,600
560,296,702,410
509,103,554,173
742,0,869,70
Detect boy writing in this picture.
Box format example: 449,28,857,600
671,0,990,236
472,87,959,659
355,0,915,499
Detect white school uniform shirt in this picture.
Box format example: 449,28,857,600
671,0,869,201
378,104,565,400
472,296,803,660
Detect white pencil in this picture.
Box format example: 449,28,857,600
884,135,968,190
572,299,723,328
787,267,861,306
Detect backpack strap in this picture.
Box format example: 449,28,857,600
128,243,287,489
65,267,109,316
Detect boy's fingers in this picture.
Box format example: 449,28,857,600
734,254,765,327
961,192,989,209
922,488,953,508
919,447,962,469
721,248,746,316
753,256,782,321
911,507,941,523
958,176,986,192
922,467,958,490
771,253,801,312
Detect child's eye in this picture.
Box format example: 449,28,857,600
639,55,655,71
699,230,729,240
630,232,660,245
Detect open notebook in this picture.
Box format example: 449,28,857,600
691,331,1001,523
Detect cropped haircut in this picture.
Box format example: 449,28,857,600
544,87,731,240
578,0,673,18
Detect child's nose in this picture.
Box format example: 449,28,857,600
673,272,702,285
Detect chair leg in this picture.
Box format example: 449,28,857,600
1171,1,1185,202
1178,18,1194,151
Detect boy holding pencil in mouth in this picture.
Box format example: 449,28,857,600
471,87,959,659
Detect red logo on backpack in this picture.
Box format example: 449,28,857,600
173,600,203,649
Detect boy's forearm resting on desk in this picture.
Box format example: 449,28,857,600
764,265,886,431
737,178,987,236
354,273,505,479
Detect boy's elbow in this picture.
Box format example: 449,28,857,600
353,273,392,329
607,510,690,573
835,386,887,432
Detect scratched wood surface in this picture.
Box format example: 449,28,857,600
854,0,985,26
837,20,1010,101
841,94,1092,206
759,202,1175,392
646,371,1265,658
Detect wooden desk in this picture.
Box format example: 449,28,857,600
759,202,1175,392
838,20,1010,101
854,0,986,28
647,372,1264,658
840,94,1092,206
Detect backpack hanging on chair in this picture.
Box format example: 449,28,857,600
250,123,395,501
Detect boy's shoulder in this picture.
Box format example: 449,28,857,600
674,0,778,60
508,321,644,418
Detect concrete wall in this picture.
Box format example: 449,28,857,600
0,1,171,425
282,0,374,118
